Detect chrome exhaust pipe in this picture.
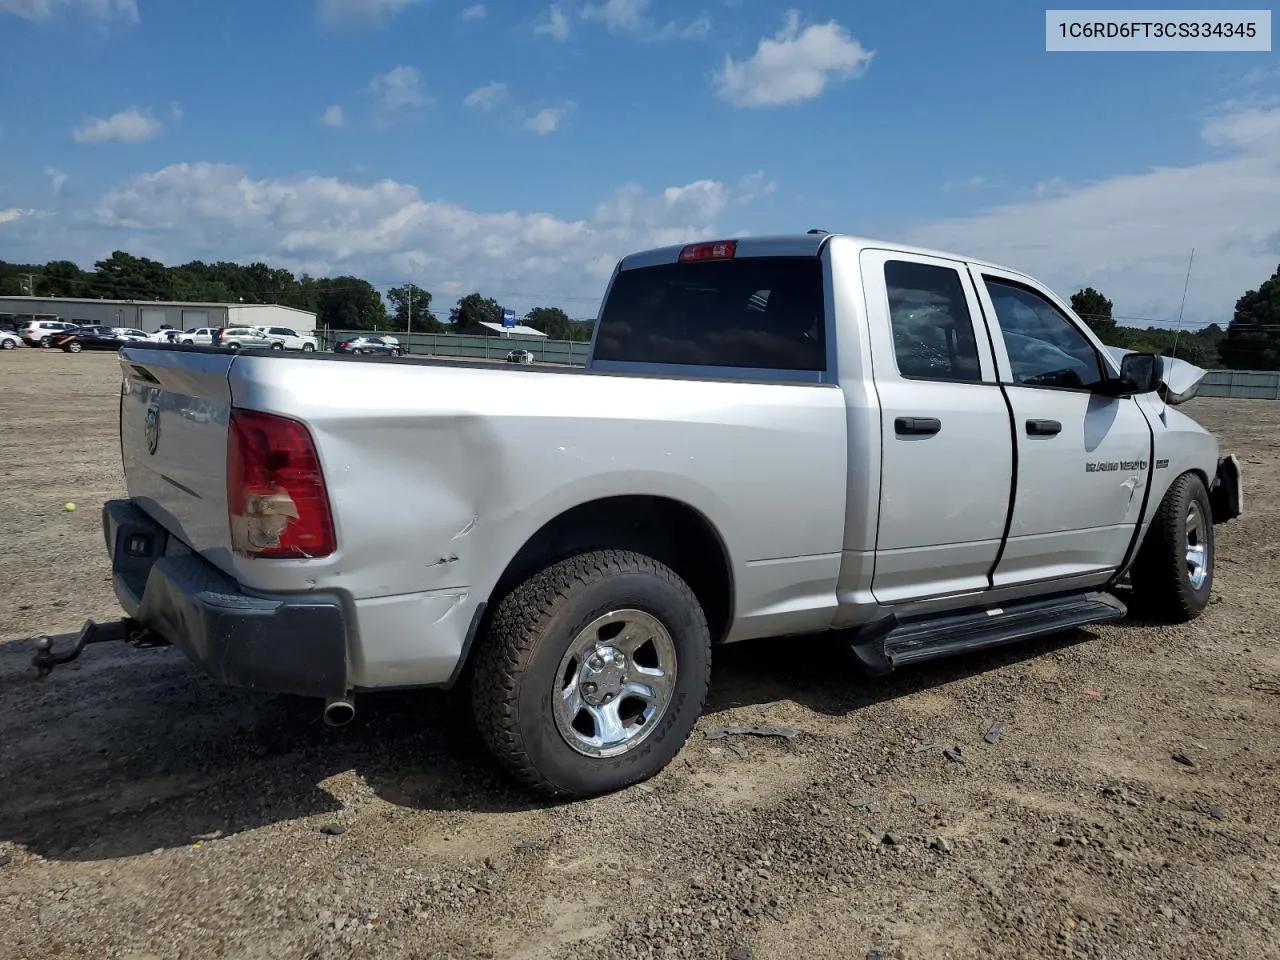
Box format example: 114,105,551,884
323,697,355,727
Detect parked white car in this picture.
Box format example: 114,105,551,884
179,328,217,346
1,330,22,350
252,325,318,352
20,320,78,347
147,329,182,344
112,328,150,342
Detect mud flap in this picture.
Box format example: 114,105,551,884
1209,454,1242,524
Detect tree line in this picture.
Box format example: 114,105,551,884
0,251,595,342
1069,263,1280,370
4,252,1280,365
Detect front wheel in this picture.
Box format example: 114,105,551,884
65,341,82,353
271,342,284,350
1,338,15,350
390,347,402,357
1129,472,1215,622
471,549,711,799
302,343,315,352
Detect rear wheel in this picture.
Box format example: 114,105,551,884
182,339,194,346
271,342,284,350
1129,472,1215,623
1,338,14,350
471,549,711,798
39,336,52,348
390,347,402,357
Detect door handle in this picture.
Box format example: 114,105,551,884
1026,419,1062,437
895,416,942,437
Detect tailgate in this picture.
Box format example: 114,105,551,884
118,346,236,572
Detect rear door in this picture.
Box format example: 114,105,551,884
860,250,1014,603
971,267,1152,585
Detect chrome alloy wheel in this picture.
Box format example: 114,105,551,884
552,609,677,759
1186,500,1208,590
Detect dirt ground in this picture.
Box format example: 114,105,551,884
1,349,1277,960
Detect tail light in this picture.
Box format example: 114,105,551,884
678,240,737,262
227,409,336,559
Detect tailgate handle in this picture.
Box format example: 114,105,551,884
895,416,941,437
1026,419,1062,437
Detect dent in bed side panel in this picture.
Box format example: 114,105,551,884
824,236,885,624
227,357,849,685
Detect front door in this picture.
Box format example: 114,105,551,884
971,267,1153,586
861,250,1014,604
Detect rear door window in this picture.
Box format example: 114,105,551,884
594,257,826,371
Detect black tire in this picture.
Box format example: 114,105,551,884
471,549,712,799
182,339,193,346
39,336,52,348
227,342,240,351
1129,472,1214,623
1,339,14,350
66,341,82,353
271,342,284,350
302,343,315,352
391,348,402,357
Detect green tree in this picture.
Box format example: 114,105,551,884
1219,264,1280,370
388,284,443,332
313,277,389,331
89,251,169,300
523,305,574,339
1070,287,1118,341
449,292,503,330
38,260,91,298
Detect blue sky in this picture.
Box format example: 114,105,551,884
0,0,1277,325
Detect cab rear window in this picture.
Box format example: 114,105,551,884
594,257,826,371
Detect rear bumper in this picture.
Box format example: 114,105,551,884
1209,454,1243,524
103,499,351,698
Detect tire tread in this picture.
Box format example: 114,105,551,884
471,549,710,797
1129,472,1212,623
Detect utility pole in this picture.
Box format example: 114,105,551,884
407,281,412,336
22,274,36,296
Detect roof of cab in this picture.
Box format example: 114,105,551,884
616,232,1014,275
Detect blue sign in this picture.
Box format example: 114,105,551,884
501,308,517,328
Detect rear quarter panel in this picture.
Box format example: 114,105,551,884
226,356,851,640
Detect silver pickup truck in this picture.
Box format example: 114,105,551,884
49,232,1242,799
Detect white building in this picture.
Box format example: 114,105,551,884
0,296,316,334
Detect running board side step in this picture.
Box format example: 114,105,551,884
848,592,1127,675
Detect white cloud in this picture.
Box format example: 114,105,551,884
943,175,985,192
715,9,873,108
464,82,507,112
46,167,67,196
0,207,37,224
581,0,647,32
321,105,345,128
460,3,485,19
75,162,772,313
534,4,570,40
369,65,429,119
72,106,161,144
904,105,1280,326
317,0,423,25
655,14,710,40
0,0,137,22
524,106,569,135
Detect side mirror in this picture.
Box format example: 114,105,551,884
1112,352,1160,396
